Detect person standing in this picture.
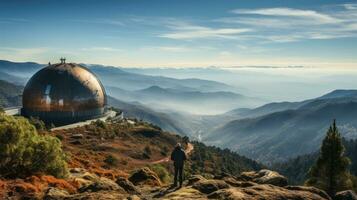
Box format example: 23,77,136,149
171,143,187,187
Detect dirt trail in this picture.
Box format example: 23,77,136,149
132,143,194,165
151,143,194,164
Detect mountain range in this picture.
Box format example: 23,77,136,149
205,90,357,164
107,85,264,114
2,59,357,166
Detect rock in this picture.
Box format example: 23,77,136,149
128,167,161,186
335,190,357,200
69,168,86,174
163,187,206,200
187,175,206,185
44,187,70,200
214,172,235,179
64,191,128,200
69,169,99,189
79,177,124,193
193,179,229,194
223,177,256,188
285,186,331,200
208,184,330,200
127,195,141,200
70,140,82,145
239,169,288,187
116,177,140,194
71,134,84,139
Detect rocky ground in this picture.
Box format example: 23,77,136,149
1,119,356,199
3,166,354,200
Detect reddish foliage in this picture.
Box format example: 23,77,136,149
0,180,6,198
12,181,40,194
40,176,78,194
91,168,129,180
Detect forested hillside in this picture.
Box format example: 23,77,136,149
0,80,23,108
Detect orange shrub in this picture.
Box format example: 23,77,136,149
12,181,40,194
40,176,77,193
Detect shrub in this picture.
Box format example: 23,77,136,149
28,116,46,131
161,146,169,156
149,164,171,184
104,154,118,167
144,146,152,156
0,114,68,178
94,119,106,129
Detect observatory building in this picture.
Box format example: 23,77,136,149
21,59,107,125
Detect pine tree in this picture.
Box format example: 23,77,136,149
305,120,352,196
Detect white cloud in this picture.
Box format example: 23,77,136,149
0,47,49,62
344,4,357,10
232,8,340,24
160,28,250,39
80,47,122,52
72,19,124,26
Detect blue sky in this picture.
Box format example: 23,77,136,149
0,0,357,68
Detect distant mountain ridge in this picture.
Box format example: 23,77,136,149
206,90,357,164
107,85,264,115
0,80,23,108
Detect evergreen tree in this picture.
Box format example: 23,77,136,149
305,120,352,196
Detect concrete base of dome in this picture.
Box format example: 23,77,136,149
21,107,107,125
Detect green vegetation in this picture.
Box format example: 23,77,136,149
0,114,68,178
305,120,352,196
0,80,22,108
28,116,47,131
188,141,263,177
104,154,118,167
273,152,318,185
148,164,171,184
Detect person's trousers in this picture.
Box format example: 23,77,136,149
174,164,184,186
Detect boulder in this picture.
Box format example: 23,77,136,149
44,187,70,200
163,187,206,200
239,169,288,187
63,191,128,200
128,167,161,186
187,175,206,185
335,190,357,200
223,177,256,188
208,184,330,200
71,134,84,139
116,177,140,194
79,177,124,193
127,195,141,200
193,179,229,194
285,186,331,200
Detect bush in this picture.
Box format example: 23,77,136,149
0,114,68,178
104,154,118,167
144,146,152,156
28,116,47,131
160,146,169,156
149,164,171,184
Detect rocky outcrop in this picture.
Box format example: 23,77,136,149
208,184,331,200
239,169,288,187
128,167,162,186
44,187,70,200
116,177,140,194
187,175,206,185
335,190,357,200
79,177,124,193
10,168,333,200
193,179,229,194
156,170,331,200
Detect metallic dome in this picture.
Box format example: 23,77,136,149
21,62,107,124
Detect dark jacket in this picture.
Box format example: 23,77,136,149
171,146,187,167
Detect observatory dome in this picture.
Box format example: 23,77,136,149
21,61,107,124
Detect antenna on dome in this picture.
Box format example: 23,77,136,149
60,57,66,64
